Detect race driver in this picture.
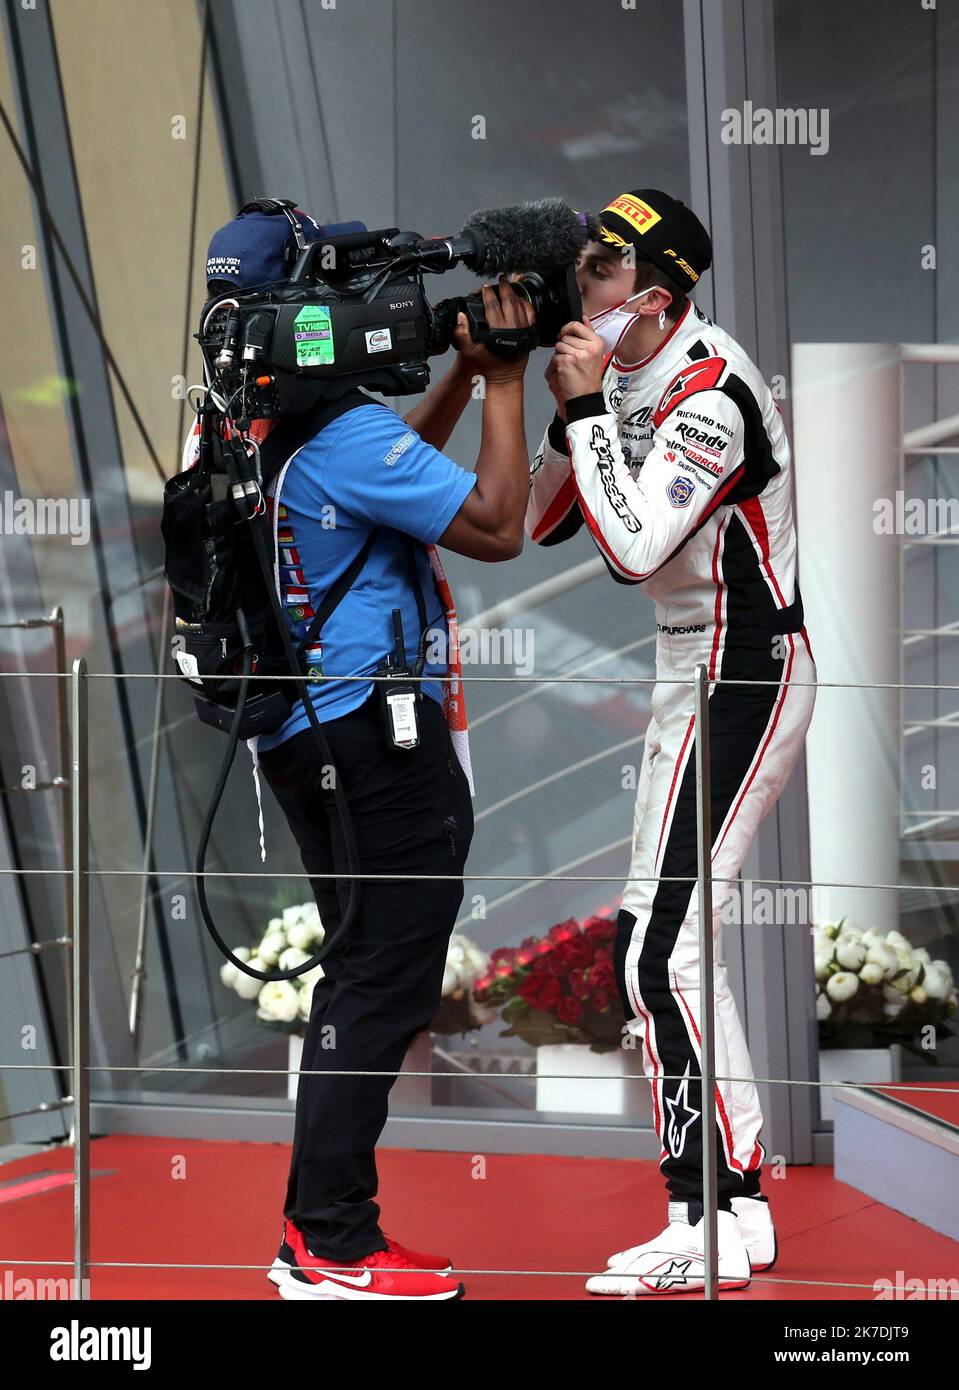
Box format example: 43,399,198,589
526,189,817,1295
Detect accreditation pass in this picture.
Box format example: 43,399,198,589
386,689,419,749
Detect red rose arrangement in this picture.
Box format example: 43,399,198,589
473,916,624,1052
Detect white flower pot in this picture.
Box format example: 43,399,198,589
286,1029,433,1106
536,1043,651,1119
818,1044,903,1122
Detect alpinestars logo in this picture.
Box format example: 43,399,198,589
589,424,641,533
664,1060,701,1157
653,357,726,427
645,1257,698,1292
659,371,696,414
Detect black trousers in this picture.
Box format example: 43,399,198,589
256,690,473,1261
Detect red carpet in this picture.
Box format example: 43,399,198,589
1,1135,956,1300
874,1080,959,1129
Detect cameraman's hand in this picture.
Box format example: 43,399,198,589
460,274,534,382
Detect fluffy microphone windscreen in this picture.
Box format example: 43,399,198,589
463,198,589,275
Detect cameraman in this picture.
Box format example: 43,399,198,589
197,206,533,1302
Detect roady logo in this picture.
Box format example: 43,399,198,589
672,421,728,455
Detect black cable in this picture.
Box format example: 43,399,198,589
191,410,362,984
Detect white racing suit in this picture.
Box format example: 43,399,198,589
526,300,817,1204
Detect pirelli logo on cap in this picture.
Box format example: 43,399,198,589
602,194,662,235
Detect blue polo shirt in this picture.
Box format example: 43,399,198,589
254,401,476,751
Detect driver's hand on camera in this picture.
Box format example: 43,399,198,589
551,319,606,402
544,355,567,422
453,274,533,382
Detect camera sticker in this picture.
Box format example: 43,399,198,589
365,327,393,353
294,304,334,366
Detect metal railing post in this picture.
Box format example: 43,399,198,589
128,585,171,1047
693,663,718,1300
71,656,90,1300
51,605,74,1053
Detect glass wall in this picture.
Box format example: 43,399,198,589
0,15,89,1142
777,0,959,1072
390,0,689,1106
0,0,691,1130
3,0,952,1145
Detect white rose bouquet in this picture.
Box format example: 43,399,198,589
813,919,957,1060
220,908,494,1038
219,901,326,1036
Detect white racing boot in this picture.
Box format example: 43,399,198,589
587,1203,751,1296
730,1194,777,1272
606,1195,777,1276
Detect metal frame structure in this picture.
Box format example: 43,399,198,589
0,0,823,1168
0,656,945,1301
62,658,725,1299
683,0,818,1165
3,0,956,1304
900,345,959,846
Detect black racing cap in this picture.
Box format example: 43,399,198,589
595,189,712,292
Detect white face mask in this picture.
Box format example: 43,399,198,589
588,285,662,355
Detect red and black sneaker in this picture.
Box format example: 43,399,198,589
268,1219,453,1288
383,1234,453,1272
279,1224,463,1301
267,1219,298,1288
